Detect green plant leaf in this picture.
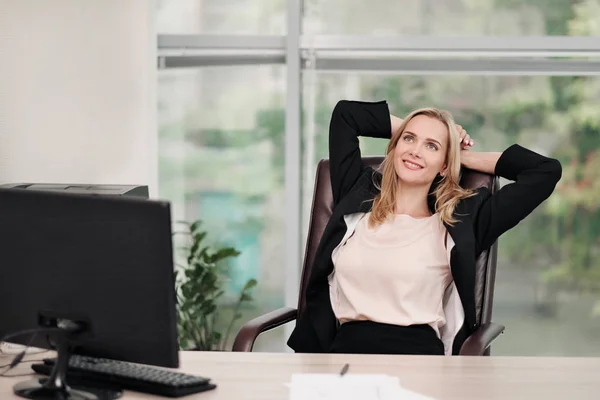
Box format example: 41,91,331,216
240,293,253,302
190,247,211,270
188,241,201,265
180,301,194,312
181,285,193,299
209,247,241,263
193,231,207,246
212,289,225,301
200,303,217,316
242,279,258,291
184,269,195,279
190,220,202,234
179,338,189,349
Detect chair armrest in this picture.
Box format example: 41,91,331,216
459,322,505,356
232,307,297,352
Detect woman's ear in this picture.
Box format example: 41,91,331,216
439,164,448,177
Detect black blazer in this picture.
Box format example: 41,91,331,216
287,100,562,354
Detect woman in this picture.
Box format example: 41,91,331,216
287,100,562,355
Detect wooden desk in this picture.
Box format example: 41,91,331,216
1,351,599,399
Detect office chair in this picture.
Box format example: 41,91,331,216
233,157,505,355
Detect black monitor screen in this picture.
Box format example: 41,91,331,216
0,188,179,368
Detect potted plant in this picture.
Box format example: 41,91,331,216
174,220,257,351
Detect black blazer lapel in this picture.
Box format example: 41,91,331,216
445,201,477,329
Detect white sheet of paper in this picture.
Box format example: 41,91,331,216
288,373,436,400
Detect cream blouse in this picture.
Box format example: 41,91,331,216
328,212,452,338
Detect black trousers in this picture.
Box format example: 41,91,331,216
329,320,444,355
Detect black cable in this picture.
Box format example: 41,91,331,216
8,350,26,369
0,328,60,377
0,334,37,377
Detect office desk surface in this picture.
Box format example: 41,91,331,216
1,351,600,399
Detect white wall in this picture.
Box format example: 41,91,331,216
0,0,157,196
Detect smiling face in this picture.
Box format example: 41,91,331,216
393,115,449,187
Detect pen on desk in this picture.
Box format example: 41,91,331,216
339,363,349,377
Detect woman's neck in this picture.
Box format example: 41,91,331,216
395,184,431,218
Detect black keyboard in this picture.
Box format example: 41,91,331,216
32,355,216,398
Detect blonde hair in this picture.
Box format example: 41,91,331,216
369,107,476,228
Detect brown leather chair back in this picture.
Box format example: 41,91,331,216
298,157,500,327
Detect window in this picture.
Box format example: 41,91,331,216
302,73,600,356
158,0,600,355
303,0,600,36
157,0,286,34
158,66,287,351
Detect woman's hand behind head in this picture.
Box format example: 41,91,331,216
456,124,474,150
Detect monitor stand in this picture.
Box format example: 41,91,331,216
12,326,122,400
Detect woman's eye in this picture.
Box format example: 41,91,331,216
403,135,413,142
427,143,438,150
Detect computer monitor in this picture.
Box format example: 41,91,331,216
0,188,179,399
